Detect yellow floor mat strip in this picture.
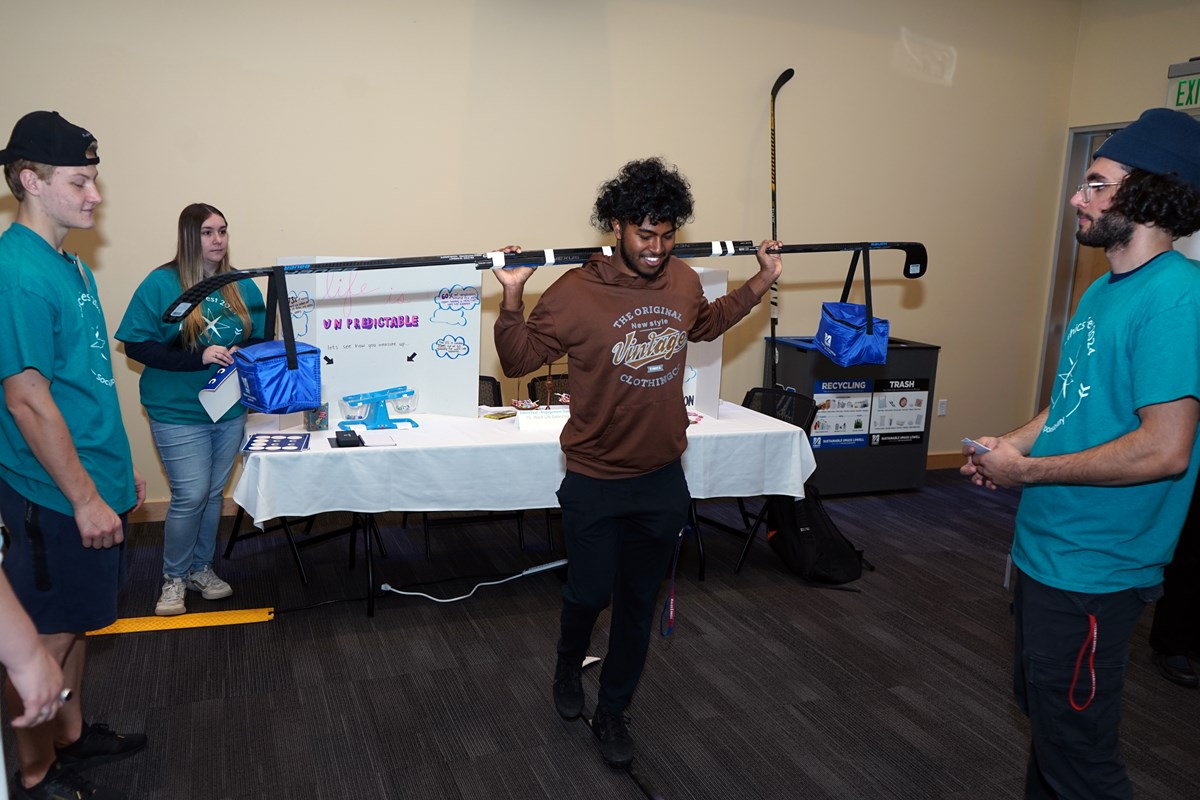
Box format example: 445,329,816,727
87,608,274,636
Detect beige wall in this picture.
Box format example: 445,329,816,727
2,0,1190,506
1070,0,1200,125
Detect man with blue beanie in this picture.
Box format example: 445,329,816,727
962,107,1200,799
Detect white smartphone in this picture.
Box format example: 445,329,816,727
961,437,992,454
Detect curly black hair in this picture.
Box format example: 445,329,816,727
1109,168,1200,239
591,157,695,232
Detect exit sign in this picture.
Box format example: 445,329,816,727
1167,60,1200,110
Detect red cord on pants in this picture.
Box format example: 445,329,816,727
1069,613,1098,711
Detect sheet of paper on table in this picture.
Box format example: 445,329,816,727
242,433,310,453
359,430,398,446
480,406,517,420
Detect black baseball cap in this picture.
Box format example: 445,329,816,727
0,111,99,166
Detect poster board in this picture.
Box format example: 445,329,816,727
682,267,726,418
281,257,481,421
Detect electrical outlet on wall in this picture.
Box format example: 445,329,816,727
937,399,948,416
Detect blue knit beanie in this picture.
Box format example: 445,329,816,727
1094,108,1200,193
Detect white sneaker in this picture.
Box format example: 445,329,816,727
156,577,186,616
186,565,233,600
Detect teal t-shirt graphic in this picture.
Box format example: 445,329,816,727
117,266,266,425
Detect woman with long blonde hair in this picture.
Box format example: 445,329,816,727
117,203,265,616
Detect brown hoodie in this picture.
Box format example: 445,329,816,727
495,253,760,479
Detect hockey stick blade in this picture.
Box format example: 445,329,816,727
771,67,795,98
899,242,928,279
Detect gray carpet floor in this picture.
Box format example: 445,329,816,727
4,470,1199,799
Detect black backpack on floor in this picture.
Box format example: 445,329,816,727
765,484,866,585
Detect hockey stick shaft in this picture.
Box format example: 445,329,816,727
161,239,927,323
768,67,794,387
770,68,794,243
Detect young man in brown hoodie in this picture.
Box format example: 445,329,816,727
493,157,782,767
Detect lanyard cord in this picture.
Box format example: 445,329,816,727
659,528,685,637
1069,613,1098,711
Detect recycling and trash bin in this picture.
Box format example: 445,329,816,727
765,337,941,495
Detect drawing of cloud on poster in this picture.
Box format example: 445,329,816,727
432,334,470,359
430,284,480,327
280,258,481,419
288,289,314,336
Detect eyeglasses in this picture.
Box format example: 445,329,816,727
1075,180,1122,203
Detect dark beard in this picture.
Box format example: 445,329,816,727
618,238,668,280
1076,209,1134,251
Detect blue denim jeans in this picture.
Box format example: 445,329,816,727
149,417,245,579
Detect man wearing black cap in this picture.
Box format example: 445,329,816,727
0,111,147,800
962,107,1200,799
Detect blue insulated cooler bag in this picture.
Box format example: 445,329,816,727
816,303,889,368
814,248,889,368
234,340,322,414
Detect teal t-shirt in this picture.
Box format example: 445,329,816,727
116,266,266,425
0,223,136,516
1014,250,1200,593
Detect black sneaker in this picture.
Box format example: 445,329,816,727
13,761,127,800
591,705,635,768
1151,650,1199,689
55,722,147,770
553,658,584,719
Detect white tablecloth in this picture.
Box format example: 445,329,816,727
234,400,815,525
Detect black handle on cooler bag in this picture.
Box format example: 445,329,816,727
837,247,875,335
263,265,299,371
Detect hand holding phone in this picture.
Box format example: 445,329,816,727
961,437,992,454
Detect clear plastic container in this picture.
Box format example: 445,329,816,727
339,396,372,420
386,389,418,414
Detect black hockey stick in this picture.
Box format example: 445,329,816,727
768,67,794,388
160,239,927,324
